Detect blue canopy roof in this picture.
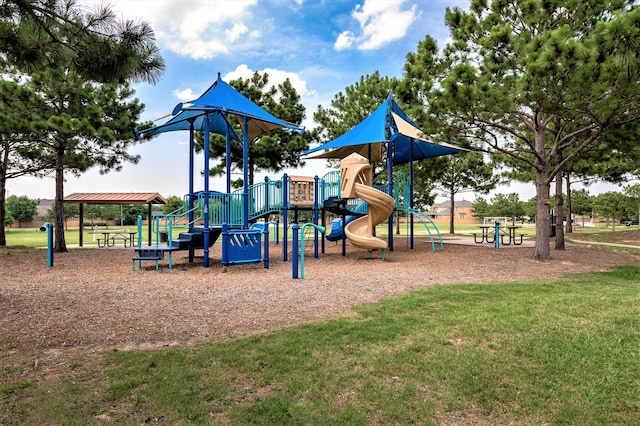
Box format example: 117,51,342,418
301,95,466,166
135,74,304,141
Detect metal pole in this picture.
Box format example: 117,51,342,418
292,223,299,279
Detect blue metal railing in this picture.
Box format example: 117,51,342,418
400,207,443,252
321,170,341,201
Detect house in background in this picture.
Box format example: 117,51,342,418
430,199,481,226
36,199,54,221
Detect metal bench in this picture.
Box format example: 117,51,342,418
132,248,165,272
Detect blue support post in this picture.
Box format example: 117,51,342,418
221,222,229,265
313,175,320,259
39,222,54,269
495,220,500,249
242,116,249,229
300,223,325,279
203,112,211,267
292,223,299,279
283,174,289,261
263,222,270,269
137,215,143,249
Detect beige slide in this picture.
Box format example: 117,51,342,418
340,153,394,251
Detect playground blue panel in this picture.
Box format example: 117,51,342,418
222,227,264,266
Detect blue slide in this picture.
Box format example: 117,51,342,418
326,216,357,241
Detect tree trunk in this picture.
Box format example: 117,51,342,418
449,188,455,234
0,177,6,246
534,173,552,259
532,120,552,260
54,150,67,252
554,173,565,250
565,174,573,233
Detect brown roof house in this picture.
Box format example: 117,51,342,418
431,199,481,226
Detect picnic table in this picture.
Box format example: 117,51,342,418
501,226,525,246
97,231,136,248
473,225,496,243
474,225,525,246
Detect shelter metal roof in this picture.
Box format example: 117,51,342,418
64,193,167,205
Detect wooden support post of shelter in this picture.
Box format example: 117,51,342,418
63,193,167,247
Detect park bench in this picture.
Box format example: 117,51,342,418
132,248,165,272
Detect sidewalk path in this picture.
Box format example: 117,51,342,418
567,239,640,249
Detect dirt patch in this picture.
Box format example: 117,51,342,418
1,238,638,361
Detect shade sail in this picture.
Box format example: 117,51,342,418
300,95,468,166
135,74,304,141
136,107,239,140
301,100,388,161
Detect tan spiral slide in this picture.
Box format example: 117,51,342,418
340,153,395,251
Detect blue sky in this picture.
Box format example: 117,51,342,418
10,0,474,200
7,0,616,201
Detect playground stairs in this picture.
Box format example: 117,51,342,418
323,196,347,215
168,227,222,250
323,196,367,217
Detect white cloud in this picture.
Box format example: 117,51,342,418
171,88,197,102
79,0,258,60
223,65,313,98
334,31,356,51
221,65,318,128
225,22,249,43
335,0,419,51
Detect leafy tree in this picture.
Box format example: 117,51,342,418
592,191,632,230
313,72,398,173
196,72,311,186
3,209,14,227
471,196,491,219
397,37,500,221
413,1,640,259
623,184,640,227
163,195,184,215
0,0,164,84
522,197,537,220
83,204,105,225
490,193,525,224
122,205,148,225
569,189,593,227
6,194,37,226
0,76,50,245
1,1,163,250
46,201,78,229
23,67,145,252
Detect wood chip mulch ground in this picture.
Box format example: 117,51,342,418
2,236,638,360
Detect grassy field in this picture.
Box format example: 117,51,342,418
2,265,639,424
4,220,638,248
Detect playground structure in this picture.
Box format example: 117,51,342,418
134,74,466,269
131,165,444,270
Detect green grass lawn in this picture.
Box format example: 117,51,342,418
2,266,639,424
5,220,636,248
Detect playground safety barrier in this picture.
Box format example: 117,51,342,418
221,222,270,268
